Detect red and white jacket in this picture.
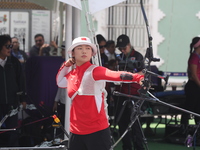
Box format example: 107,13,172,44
56,61,143,135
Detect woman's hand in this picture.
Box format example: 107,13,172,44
64,57,75,67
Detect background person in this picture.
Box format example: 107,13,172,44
181,36,200,127
105,40,118,61
11,37,28,64
11,37,28,71
114,34,146,150
96,34,109,67
29,34,57,57
0,34,26,147
56,36,144,150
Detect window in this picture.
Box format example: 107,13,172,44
107,0,150,55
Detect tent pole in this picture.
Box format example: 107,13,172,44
64,4,73,140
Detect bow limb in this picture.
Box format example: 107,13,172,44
140,0,167,93
140,0,153,64
139,0,154,93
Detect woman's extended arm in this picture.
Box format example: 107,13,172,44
93,66,144,84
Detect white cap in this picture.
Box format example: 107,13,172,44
67,37,97,56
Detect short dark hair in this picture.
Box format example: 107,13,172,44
34,34,44,39
96,34,106,44
106,40,115,48
0,34,11,51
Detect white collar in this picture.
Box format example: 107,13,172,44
0,57,7,67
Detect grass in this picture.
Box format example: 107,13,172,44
112,116,200,150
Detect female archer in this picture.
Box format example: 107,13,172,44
56,36,144,150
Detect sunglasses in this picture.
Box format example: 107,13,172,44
4,44,13,49
35,39,42,43
99,45,106,49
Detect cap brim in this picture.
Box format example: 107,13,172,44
116,43,127,48
67,42,97,56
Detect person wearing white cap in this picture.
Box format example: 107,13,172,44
56,36,144,150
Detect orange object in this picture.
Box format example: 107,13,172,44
52,115,60,123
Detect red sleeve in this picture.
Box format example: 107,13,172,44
93,66,144,83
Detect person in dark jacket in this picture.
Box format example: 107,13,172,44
29,33,51,57
0,34,26,147
114,34,145,150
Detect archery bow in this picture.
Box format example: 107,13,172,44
140,0,160,64
140,0,169,92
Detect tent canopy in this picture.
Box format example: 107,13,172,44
26,0,126,14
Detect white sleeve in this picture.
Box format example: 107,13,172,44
56,66,71,88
